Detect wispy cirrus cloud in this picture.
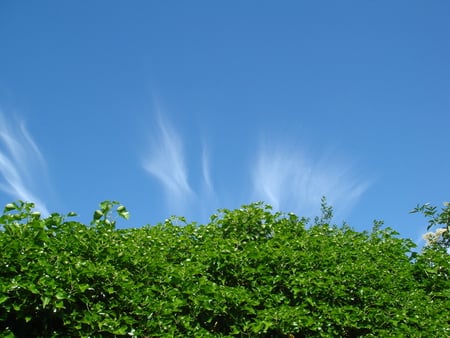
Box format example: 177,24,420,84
142,116,194,210
201,145,214,194
0,110,49,215
142,114,220,220
252,140,370,218
141,110,369,222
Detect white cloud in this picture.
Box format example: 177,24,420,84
201,145,214,193
0,111,49,215
141,111,368,223
142,116,194,209
252,141,370,219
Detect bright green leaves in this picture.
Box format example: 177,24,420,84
0,200,449,336
2,201,35,213
411,201,450,231
91,200,130,227
214,202,281,242
116,205,130,220
0,201,39,230
3,203,16,212
0,295,8,305
411,202,449,250
93,209,104,220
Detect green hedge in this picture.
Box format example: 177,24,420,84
0,201,448,337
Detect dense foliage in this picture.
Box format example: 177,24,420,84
0,200,448,337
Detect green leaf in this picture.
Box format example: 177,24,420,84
0,295,8,304
93,210,103,220
117,205,130,220
55,292,66,300
79,284,90,292
112,326,128,335
4,203,16,212
31,211,41,219
42,296,51,308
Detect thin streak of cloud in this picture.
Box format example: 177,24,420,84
0,111,49,215
252,141,370,218
201,145,214,193
142,116,194,209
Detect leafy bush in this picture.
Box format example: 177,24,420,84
411,201,450,250
0,200,448,337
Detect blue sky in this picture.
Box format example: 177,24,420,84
0,1,449,244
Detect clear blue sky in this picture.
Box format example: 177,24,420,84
0,1,449,244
